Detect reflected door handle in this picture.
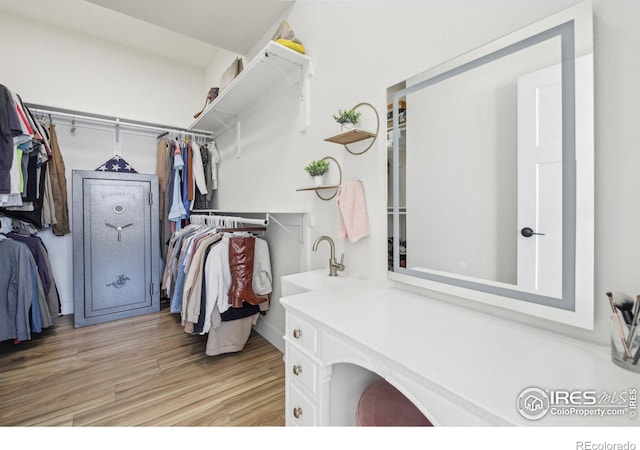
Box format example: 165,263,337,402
521,227,545,238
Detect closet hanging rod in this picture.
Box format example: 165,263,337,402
190,210,305,246
190,211,268,226
24,103,214,140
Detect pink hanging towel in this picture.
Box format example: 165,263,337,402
337,180,370,243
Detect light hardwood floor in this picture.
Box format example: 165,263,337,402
0,303,285,426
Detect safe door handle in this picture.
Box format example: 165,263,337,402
106,223,133,242
521,227,545,238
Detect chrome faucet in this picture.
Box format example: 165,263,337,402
312,235,345,277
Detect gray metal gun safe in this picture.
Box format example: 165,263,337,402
72,170,160,328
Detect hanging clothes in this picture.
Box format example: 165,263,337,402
156,137,173,263
167,141,188,228
157,136,219,240
7,231,61,322
0,237,34,341
190,141,220,210
163,223,199,301
185,140,194,204
190,140,208,210
47,123,70,236
203,232,271,356
161,218,272,356
0,229,57,343
179,140,193,216
172,225,216,315
0,84,28,197
40,160,56,229
208,142,220,200
2,147,23,207
205,314,261,356
182,231,223,328
0,85,69,235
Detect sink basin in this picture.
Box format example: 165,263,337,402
281,269,354,297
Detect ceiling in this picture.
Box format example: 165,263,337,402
0,0,295,68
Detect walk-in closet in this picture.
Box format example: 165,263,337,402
0,0,308,430
0,85,289,427
2,1,640,448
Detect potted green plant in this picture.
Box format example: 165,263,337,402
333,107,361,130
304,159,330,186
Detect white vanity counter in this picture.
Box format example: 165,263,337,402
280,270,638,426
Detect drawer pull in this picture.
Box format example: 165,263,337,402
292,364,302,376
293,407,303,419
293,329,302,339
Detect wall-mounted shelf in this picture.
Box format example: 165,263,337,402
188,40,313,157
324,102,379,155
324,128,376,145
297,156,342,201
296,185,340,192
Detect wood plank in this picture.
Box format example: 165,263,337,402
324,128,376,145
0,304,285,426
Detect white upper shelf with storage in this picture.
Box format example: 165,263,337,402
188,41,313,137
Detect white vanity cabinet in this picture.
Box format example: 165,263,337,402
284,312,329,426
280,271,639,427
283,302,497,426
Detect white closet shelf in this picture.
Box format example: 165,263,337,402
190,209,309,247
188,41,312,137
193,208,310,215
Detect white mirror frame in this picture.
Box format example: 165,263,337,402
388,1,594,329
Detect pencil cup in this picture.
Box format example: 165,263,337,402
610,315,640,373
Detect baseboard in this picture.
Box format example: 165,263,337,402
254,320,284,353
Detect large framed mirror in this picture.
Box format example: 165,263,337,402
387,1,594,329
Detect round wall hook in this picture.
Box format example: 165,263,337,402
344,102,380,156
316,156,342,201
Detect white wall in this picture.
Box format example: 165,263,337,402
0,11,205,128
266,0,587,283
227,0,640,348
3,0,640,350
0,11,207,315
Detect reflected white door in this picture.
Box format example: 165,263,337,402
517,55,591,298
517,63,563,298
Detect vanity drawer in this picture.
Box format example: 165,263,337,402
286,312,318,353
287,382,317,426
286,344,317,396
